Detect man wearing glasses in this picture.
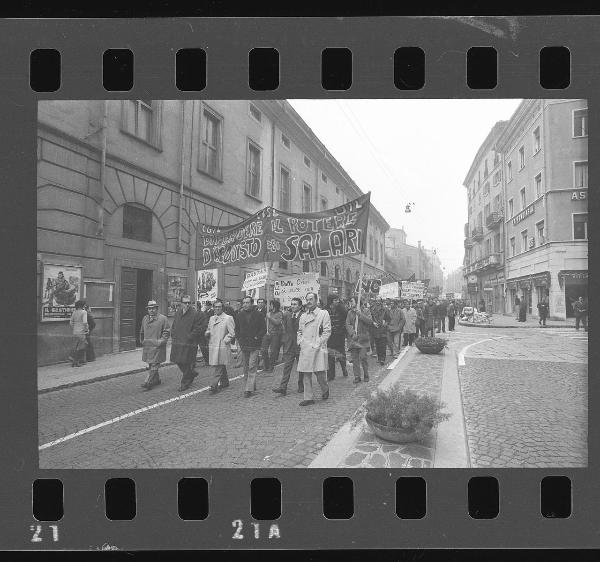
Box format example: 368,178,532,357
205,299,236,393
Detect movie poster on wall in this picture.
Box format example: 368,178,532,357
41,263,83,321
167,275,187,316
196,269,218,307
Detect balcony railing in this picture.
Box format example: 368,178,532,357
471,226,484,240
464,223,470,238
485,211,503,228
464,237,474,249
464,253,503,274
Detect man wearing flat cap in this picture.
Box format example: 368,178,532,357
140,300,170,390
170,295,204,392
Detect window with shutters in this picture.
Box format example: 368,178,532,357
520,187,526,210
573,108,588,137
519,146,525,170
573,214,588,240
536,220,545,245
302,184,312,213
120,100,162,149
533,127,541,154
246,140,262,199
574,161,588,188
508,198,514,218
279,166,291,211
281,133,291,149
521,230,528,253
199,105,223,179
535,173,543,198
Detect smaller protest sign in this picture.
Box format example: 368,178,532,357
273,273,320,306
241,267,268,292
401,281,426,300
197,269,218,307
355,278,382,294
379,282,400,299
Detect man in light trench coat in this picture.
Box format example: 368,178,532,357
297,292,332,406
140,300,170,390
205,299,236,393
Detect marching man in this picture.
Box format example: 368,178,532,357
140,300,170,390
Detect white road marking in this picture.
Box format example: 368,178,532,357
39,374,245,451
387,345,410,369
456,336,508,367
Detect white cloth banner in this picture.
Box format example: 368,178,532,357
273,273,320,306
401,281,425,300
242,267,268,292
379,282,399,299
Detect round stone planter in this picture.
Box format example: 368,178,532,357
365,415,430,444
414,339,446,354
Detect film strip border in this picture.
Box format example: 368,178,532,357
1,16,598,549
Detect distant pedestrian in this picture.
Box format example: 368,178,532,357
387,299,405,357
205,299,236,394
264,299,283,372
403,300,417,346
514,296,521,321
346,298,374,383
273,297,304,395
479,299,486,313
297,292,331,406
423,298,435,337
519,297,527,322
326,295,349,380
537,297,549,327
573,296,588,331
170,295,204,392
415,300,425,337
139,300,170,390
68,300,89,368
447,300,456,331
83,304,96,362
235,296,267,397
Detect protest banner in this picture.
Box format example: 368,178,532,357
401,281,426,300
355,277,382,295
379,282,399,299
196,193,371,269
272,273,320,306
241,267,268,292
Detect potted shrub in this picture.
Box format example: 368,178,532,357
414,336,448,354
364,385,451,443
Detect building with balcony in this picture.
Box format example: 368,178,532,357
462,120,508,312
37,99,389,366
498,99,588,320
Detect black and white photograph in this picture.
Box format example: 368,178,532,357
37,98,588,469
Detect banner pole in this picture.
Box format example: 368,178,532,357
265,260,271,332
355,252,365,333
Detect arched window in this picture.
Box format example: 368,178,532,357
320,262,328,277
335,265,340,280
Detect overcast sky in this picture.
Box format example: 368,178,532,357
289,98,522,273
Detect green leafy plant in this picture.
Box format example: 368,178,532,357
365,385,451,435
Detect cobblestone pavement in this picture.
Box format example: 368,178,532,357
450,326,587,468
39,354,391,469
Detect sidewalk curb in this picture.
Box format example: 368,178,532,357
38,362,177,394
458,321,571,329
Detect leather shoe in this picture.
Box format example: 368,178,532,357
353,378,361,384
272,388,286,395
209,385,219,394
322,389,329,400
364,376,370,382
299,399,315,406
179,383,191,392
244,391,252,398
297,387,304,393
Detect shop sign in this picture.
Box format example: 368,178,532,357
571,190,587,200
512,203,535,225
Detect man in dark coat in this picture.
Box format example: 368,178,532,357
273,297,304,395
235,296,267,397
326,295,348,380
573,296,588,331
170,295,204,392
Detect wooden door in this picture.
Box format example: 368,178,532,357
119,267,138,351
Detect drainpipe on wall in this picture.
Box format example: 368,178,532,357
187,100,196,271
177,100,186,253
96,100,109,237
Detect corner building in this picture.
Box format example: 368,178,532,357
37,100,388,366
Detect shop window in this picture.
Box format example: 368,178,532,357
123,204,152,243
573,213,588,240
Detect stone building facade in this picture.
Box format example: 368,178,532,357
37,100,389,366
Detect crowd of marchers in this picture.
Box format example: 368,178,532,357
105,293,465,408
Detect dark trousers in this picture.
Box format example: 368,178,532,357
260,333,272,370
415,319,424,337
374,337,387,363
269,332,282,370
403,332,416,346
327,341,348,380
539,314,547,326
85,334,96,362
387,330,401,355
177,362,196,386
350,347,369,381
575,315,587,330
448,316,455,331
200,343,209,364
424,325,435,337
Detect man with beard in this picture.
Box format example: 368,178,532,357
326,294,348,380
272,297,304,395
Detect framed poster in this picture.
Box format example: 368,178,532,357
167,275,187,316
196,268,219,307
41,263,83,321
